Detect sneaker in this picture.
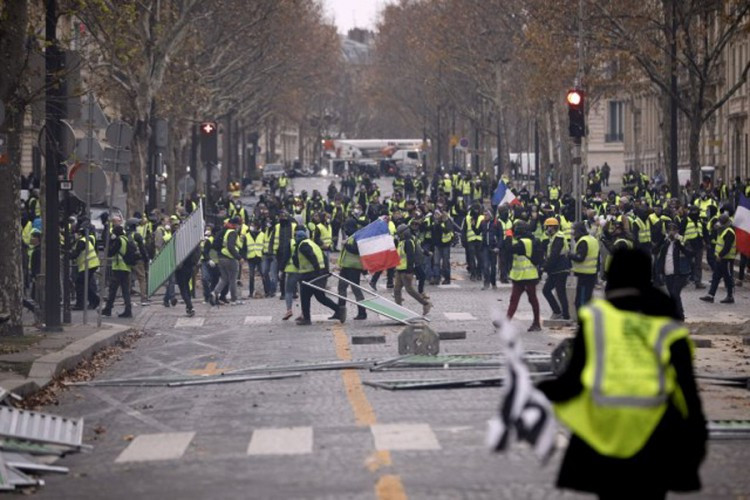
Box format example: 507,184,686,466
102,308,112,317
699,295,714,303
719,296,735,304
141,301,150,307
527,323,542,332
550,313,563,320
282,310,293,321
354,312,367,320
170,297,178,307
422,302,432,316
186,308,195,317
209,292,217,306
295,318,312,326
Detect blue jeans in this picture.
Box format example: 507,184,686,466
163,276,175,304
574,274,596,309
285,272,299,310
261,256,278,295
200,261,219,301
433,246,451,281
482,247,497,285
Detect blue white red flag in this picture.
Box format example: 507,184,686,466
492,179,521,207
734,193,750,257
353,218,400,273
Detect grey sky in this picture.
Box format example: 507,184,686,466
323,0,392,34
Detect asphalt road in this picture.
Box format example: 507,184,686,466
36,176,750,499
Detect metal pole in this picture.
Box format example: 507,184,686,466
82,95,94,325
62,190,71,324
534,120,540,193
573,136,582,222
43,0,62,331
669,0,679,197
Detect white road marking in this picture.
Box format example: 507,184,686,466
244,315,273,325
247,427,313,455
115,432,195,463
371,423,441,451
311,314,334,322
175,317,205,327
437,284,461,289
444,312,477,321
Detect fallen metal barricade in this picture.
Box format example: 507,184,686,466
303,273,428,324
708,420,750,440
0,406,87,451
364,372,554,391
68,372,302,388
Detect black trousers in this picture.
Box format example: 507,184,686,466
708,259,734,298
574,274,597,309
543,272,569,318
246,258,263,296
75,268,100,307
300,272,339,320
665,274,687,320
690,243,704,284
106,270,131,310
175,266,193,310
338,267,366,316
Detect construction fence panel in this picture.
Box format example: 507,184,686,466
147,239,175,297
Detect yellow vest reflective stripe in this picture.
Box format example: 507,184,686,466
549,187,560,200
553,300,690,459
221,229,238,259
285,240,298,272
572,235,599,275
715,227,736,260
112,235,130,272
296,239,324,273
279,176,288,187
245,232,265,259
441,222,454,243
509,238,538,281
465,214,484,242
76,235,100,271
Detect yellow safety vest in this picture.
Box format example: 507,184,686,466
284,240,298,273
509,238,538,281
634,218,650,244
715,227,736,260
396,239,412,271
264,222,297,255
112,235,131,272
337,236,363,270
441,221,454,244
572,235,599,275
76,235,100,272
245,232,265,259
279,176,289,188
296,239,325,274
683,220,701,241
465,214,484,242
220,229,239,259
318,223,332,250
553,299,691,459
547,231,569,258
549,186,560,201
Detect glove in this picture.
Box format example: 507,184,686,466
208,260,216,268
675,234,683,242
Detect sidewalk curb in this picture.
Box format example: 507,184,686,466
3,323,134,398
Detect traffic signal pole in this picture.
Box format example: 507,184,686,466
43,0,62,331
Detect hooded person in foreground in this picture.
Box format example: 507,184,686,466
538,248,706,499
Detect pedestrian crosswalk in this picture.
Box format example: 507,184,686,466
243,315,273,325
114,423,453,464
444,312,477,321
174,317,205,328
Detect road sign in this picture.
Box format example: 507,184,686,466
103,147,132,174
178,174,196,195
71,163,107,204
79,95,108,129
74,137,103,163
459,137,469,148
106,121,133,148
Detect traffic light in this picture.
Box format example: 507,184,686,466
200,120,218,163
566,89,586,138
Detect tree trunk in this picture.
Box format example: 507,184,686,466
688,112,702,189
538,110,550,192
128,120,148,217
0,0,28,336
547,100,560,173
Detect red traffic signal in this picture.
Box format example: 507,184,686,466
200,121,217,135
566,89,585,138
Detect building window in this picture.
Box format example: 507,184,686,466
606,101,624,142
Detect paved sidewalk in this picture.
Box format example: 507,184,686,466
0,318,134,397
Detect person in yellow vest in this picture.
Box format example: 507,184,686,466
464,202,484,281
201,225,221,303
681,205,706,289
243,221,266,298
569,222,600,310
294,230,341,325
102,225,132,318
278,173,290,196
27,230,42,304
700,214,736,304
505,221,541,331
211,217,243,305
70,226,100,310
541,218,570,320
538,249,706,498
394,224,432,316
336,225,368,321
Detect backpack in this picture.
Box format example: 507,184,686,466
530,238,545,267
122,236,140,266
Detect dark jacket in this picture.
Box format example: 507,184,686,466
538,291,706,496
397,237,416,273
657,237,693,276
544,232,570,274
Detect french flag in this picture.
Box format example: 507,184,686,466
353,218,401,273
492,179,521,207
734,193,750,257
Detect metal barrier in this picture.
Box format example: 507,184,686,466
147,204,204,297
